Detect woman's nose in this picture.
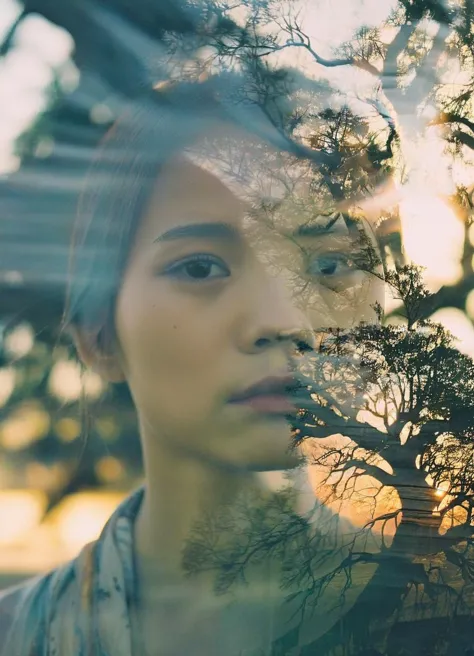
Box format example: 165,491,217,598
239,275,316,355
253,326,315,353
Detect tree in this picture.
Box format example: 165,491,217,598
292,264,474,652
183,264,474,654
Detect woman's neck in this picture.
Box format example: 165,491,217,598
133,437,261,595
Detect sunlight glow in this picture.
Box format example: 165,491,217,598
52,491,126,557
466,289,474,320
3,323,34,358
95,457,125,484
0,402,50,450
430,307,474,359
54,417,81,442
0,490,47,544
25,462,68,493
400,193,464,287
48,360,104,402
0,368,15,407
0,491,132,574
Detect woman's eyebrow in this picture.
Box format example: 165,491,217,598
293,214,350,238
154,222,240,243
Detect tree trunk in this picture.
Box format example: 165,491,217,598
295,538,416,655
290,483,443,655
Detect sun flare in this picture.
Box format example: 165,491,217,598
399,192,464,287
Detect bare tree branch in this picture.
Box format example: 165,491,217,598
336,458,396,487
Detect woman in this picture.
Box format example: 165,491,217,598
0,68,384,655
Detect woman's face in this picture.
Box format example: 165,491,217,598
111,129,384,471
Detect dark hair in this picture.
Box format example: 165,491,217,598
63,72,336,334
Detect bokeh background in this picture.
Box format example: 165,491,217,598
1,0,474,593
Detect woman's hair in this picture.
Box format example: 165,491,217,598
63,72,336,335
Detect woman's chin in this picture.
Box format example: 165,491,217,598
218,419,302,472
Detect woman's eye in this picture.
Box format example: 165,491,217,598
307,253,354,278
164,254,230,281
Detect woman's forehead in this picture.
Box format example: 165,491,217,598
141,156,247,236
139,125,380,242
181,125,382,227
183,126,292,206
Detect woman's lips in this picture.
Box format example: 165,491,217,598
230,394,296,414
228,375,301,415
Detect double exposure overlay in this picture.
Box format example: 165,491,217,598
0,1,474,654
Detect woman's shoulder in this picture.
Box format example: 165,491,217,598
0,558,79,650
0,576,41,640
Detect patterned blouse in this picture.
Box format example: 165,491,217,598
0,486,145,656
0,476,355,655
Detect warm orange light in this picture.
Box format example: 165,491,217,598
431,308,474,359
95,457,125,483
51,491,126,557
48,360,104,402
0,490,47,544
0,402,50,450
54,417,81,442
0,368,15,407
400,193,464,287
